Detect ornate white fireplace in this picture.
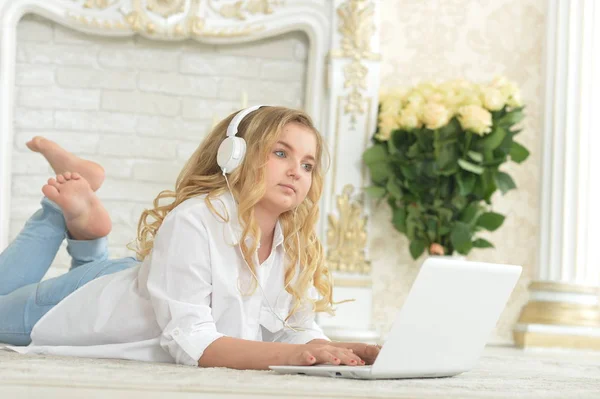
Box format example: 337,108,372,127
0,0,382,343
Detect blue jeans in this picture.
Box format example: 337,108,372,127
0,198,138,345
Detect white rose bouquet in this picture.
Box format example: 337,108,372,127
363,77,530,259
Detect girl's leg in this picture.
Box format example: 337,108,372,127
0,198,66,296
0,256,138,345
0,172,112,296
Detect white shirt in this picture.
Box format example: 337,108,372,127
8,193,329,366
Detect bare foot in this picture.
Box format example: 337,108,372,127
42,172,112,240
27,136,105,192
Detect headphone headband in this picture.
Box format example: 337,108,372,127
226,105,265,137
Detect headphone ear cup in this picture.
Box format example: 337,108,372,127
217,136,247,173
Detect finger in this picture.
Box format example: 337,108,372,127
331,348,364,366
311,350,341,365
363,345,381,365
299,350,317,366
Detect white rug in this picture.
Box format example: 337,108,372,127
1,345,598,399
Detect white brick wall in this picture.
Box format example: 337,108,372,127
10,14,308,275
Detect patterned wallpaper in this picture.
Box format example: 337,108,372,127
373,0,546,342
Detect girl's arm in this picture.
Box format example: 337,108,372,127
199,336,364,370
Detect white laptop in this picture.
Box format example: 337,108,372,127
270,256,522,380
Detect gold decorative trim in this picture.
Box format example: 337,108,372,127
326,185,371,275
334,0,379,123
529,281,600,295
517,301,600,328
83,0,117,9
208,0,282,20
69,0,273,38
334,277,372,288
146,0,186,18
514,330,600,350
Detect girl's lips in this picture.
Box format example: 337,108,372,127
279,184,296,193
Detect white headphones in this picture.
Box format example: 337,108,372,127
217,105,266,174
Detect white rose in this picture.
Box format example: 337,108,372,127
421,102,450,130
427,92,444,104
506,88,523,107
405,90,425,107
398,105,422,130
482,87,506,111
489,77,523,108
377,114,399,141
458,105,493,135
416,82,436,98
460,91,483,107
380,96,402,116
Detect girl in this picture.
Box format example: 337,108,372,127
0,106,380,369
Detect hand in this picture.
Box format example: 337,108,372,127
307,340,381,365
286,343,366,366
329,342,381,365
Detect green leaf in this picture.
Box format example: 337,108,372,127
510,141,530,163
386,179,403,199
457,172,476,196
392,207,407,233
458,159,485,175
467,151,483,163
363,145,388,164
494,171,517,194
407,142,421,158
364,186,386,198
437,206,454,220
451,195,468,210
459,202,482,225
479,126,507,151
481,170,497,203
409,239,426,260
473,238,494,248
400,165,417,180
436,144,459,171
450,222,473,255
437,117,460,141
476,212,505,231
497,108,525,127
369,162,392,184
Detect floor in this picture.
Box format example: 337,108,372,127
1,345,599,399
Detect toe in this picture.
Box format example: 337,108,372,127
42,184,60,202
63,171,72,180
57,174,66,184
71,172,81,180
47,177,60,189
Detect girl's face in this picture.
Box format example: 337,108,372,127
257,122,317,216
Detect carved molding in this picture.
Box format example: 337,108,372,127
83,0,117,9
209,0,282,20
326,185,371,275
146,0,186,18
65,0,284,38
331,0,380,122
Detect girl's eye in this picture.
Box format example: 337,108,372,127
274,150,286,158
302,163,314,172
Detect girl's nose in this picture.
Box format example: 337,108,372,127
287,162,301,179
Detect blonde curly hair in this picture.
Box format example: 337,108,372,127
135,106,333,318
